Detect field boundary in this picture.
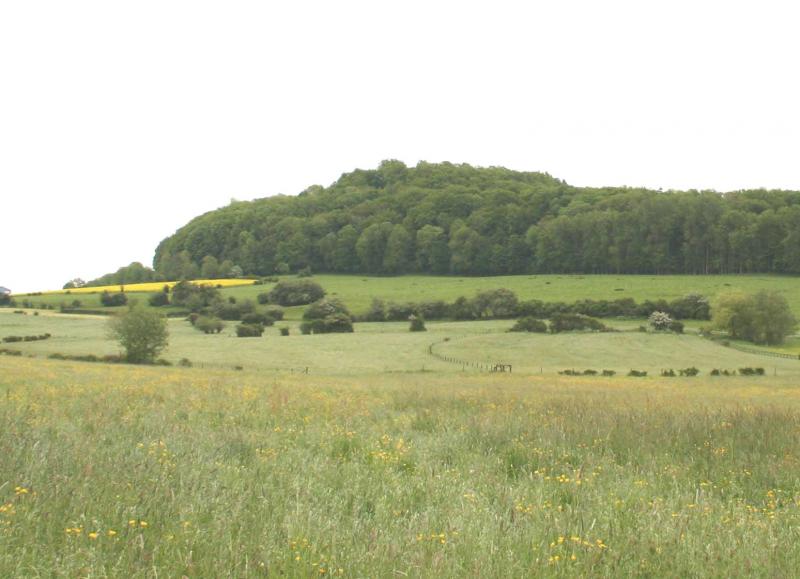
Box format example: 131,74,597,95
427,333,512,372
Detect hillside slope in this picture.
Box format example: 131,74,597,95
154,160,800,277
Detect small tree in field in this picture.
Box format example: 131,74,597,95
648,311,673,331
108,305,169,363
409,314,426,332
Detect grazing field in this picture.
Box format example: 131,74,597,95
3,310,798,375
12,274,800,320
2,356,800,577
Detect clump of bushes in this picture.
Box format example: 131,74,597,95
236,323,264,337
628,370,648,377
100,291,128,307
549,314,610,333
148,288,170,307
241,312,275,326
300,298,355,334
268,279,325,306
3,333,51,343
409,315,426,332
509,317,548,333
738,367,766,376
194,316,225,334
601,370,616,376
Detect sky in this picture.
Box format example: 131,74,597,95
2,0,799,292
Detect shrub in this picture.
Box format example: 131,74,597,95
601,369,616,376
195,316,225,334
713,290,798,345
179,358,193,367
509,316,548,333
300,313,354,334
100,291,128,307
148,291,170,307
297,266,313,277
236,323,264,337
669,320,684,334
385,302,415,321
669,293,711,320
107,305,168,364
661,369,676,377
628,370,648,377
449,296,476,320
648,311,673,331
739,367,766,376
472,288,519,319
268,279,325,306
409,315,426,332
549,314,609,333
416,300,449,320
241,312,275,326
582,369,598,376
364,298,386,322
303,298,350,321
679,367,700,377
257,292,270,305
171,281,220,311
262,306,284,322
279,327,290,336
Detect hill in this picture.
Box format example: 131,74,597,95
152,160,800,279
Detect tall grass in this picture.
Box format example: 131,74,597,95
2,357,800,577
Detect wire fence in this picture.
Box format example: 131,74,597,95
717,341,800,360
427,337,512,372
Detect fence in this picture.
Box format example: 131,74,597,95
427,337,512,372
719,341,800,360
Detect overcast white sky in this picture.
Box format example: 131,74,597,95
2,0,799,292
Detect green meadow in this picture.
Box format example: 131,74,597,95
3,357,800,577
2,273,800,577
14,273,800,320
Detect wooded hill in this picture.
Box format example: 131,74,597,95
152,160,800,278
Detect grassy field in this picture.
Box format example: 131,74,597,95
3,310,798,375
2,356,800,577
11,273,800,320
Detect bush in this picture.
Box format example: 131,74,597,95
679,367,700,377
107,305,169,364
601,369,616,376
300,313,354,334
409,315,426,332
385,302,415,321
171,281,220,311
549,314,609,333
100,291,128,307
472,288,519,319
268,279,325,306
669,293,711,320
148,291,170,307
661,369,676,377
236,323,264,337
648,311,673,331
178,358,193,367
257,292,270,305
262,306,284,321
364,298,386,322
279,327,290,336
739,367,766,376
713,290,798,345
669,320,684,334
416,300,449,320
628,370,648,377
303,298,350,321
194,316,225,334
242,312,275,326
509,316,548,333
297,266,313,277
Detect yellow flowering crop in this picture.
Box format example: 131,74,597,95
40,278,258,295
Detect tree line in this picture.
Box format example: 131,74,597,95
110,160,800,278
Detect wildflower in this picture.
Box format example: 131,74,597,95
88,532,99,540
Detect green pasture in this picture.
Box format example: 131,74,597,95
2,309,798,376
12,273,800,320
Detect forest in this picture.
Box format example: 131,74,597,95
123,161,800,281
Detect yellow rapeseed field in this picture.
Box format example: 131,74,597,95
40,278,258,295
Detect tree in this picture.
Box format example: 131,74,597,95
108,305,169,363
648,311,673,331
712,290,797,345
383,225,413,273
268,279,325,306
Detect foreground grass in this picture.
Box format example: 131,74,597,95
2,357,800,577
